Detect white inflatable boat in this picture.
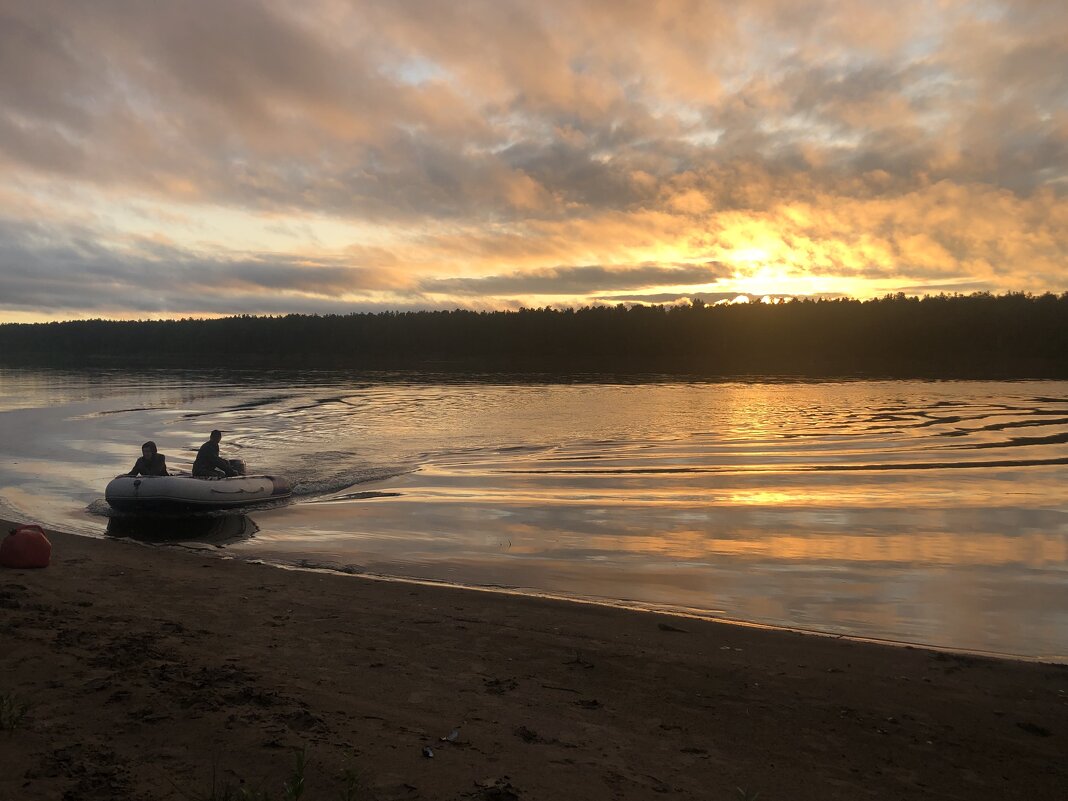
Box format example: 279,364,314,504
105,473,292,512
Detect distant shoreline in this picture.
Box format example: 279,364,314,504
5,357,1066,380
3,293,1068,378
3,355,1067,380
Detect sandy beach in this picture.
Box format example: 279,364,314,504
1,521,1065,800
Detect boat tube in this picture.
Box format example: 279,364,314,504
105,473,292,512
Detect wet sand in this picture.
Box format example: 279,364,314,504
1,521,1066,800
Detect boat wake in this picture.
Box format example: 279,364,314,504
289,464,412,498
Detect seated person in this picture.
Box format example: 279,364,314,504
128,441,168,476
192,429,239,478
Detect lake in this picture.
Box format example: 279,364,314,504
1,367,1065,659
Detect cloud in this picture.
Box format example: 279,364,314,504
0,0,1066,319
419,263,727,296
5,0,1066,215
0,218,406,314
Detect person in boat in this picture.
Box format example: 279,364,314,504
127,441,168,476
192,430,239,478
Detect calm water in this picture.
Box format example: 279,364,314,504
1,368,1066,659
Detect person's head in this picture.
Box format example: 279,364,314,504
210,429,222,443
141,441,158,458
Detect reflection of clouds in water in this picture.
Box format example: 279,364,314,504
0,484,71,524
1,369,1067,656
359,501,1068,569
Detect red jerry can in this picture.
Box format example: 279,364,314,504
0,524,52,569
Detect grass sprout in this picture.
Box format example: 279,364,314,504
0,691,29,734
283,747,307,801
338,764,370,801
191,746,367,801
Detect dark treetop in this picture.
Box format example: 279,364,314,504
2,293,1066,378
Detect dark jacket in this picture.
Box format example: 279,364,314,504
192,441,236,477
128,452,168,476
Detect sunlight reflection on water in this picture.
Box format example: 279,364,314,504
0,367,1066,658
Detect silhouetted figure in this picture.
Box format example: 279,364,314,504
192,430,238,478
127,441,168,476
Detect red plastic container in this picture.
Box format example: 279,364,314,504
0,524,52,569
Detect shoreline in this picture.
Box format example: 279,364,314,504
245,554,1065,666
2,521,1067,800
81,506,1067,664
35,509,1068,663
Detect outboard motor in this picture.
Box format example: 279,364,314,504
228,458,247,476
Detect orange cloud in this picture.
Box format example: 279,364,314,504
0,0,1065,318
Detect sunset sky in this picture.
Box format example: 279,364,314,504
1,0,1066,321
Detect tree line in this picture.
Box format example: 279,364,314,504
2,292,1067,378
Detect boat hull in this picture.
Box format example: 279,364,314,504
105,474,292,512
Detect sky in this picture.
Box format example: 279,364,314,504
1,0,1066,321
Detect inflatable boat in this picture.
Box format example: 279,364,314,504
105,473,292,512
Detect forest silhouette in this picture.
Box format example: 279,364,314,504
2,293,1066,378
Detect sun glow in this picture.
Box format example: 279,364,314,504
728,247,773,263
